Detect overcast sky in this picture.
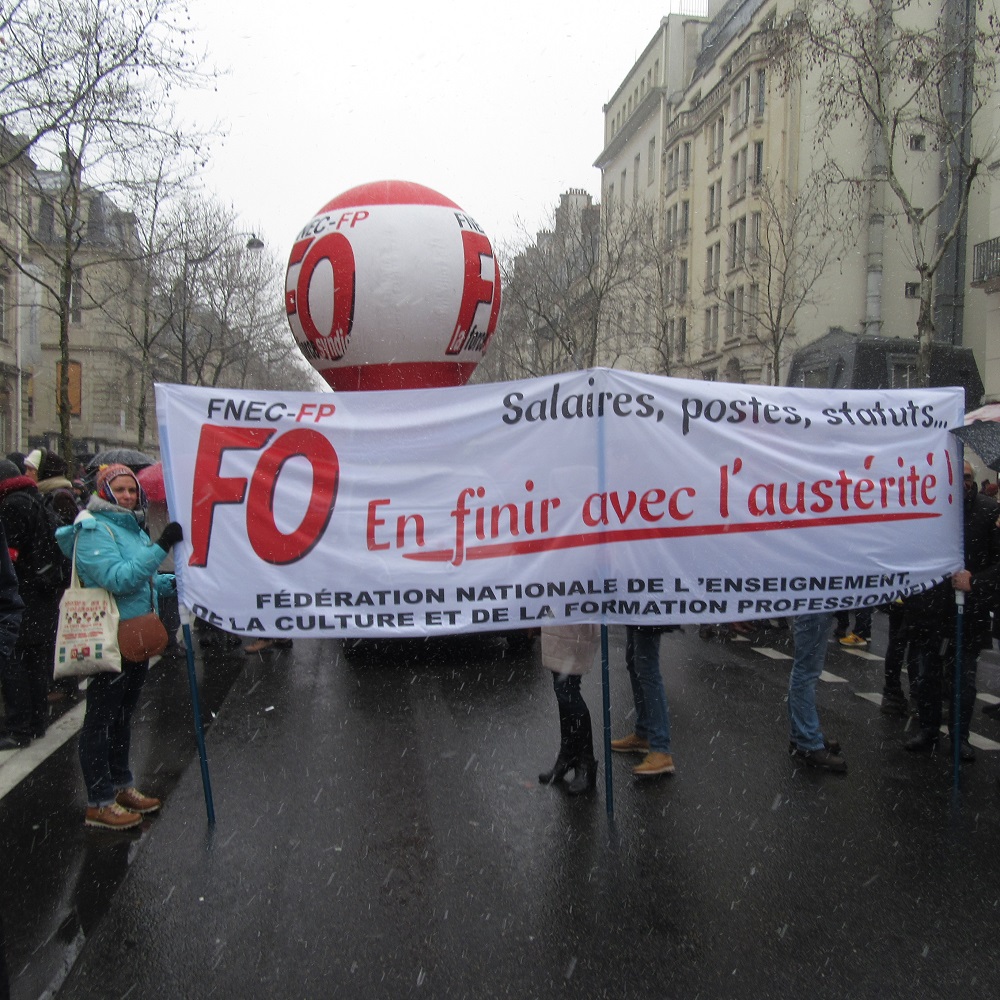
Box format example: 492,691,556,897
178,1,704,259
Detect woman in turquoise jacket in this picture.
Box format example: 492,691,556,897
56,463,183,830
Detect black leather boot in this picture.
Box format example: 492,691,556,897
539,699,574,784
904,729,939,753
538,752,573,784
566,712,596,795
566,755,597,794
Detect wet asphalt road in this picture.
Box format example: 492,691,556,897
3,618,1000,1000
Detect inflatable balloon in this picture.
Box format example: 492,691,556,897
285,180,502,391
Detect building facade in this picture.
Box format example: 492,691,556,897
595,0,997,397
0,142,159,465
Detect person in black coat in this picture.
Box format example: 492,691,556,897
904,460,1000,761
0,460,69,749
0,518,24,998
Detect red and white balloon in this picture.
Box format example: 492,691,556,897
285,180,501,391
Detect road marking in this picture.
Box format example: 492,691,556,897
853,692,1000,750
839,649,883,662
819,671,848,683
753,647,792,661
0,702,86,801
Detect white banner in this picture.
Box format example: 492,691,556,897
155,370,965,639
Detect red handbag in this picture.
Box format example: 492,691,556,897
118,612,169,662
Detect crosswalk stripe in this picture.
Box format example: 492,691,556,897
0,701,86,801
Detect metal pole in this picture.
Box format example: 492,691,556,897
180,607,215,824
601,623,613,819
952,590,964,793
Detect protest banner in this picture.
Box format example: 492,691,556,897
155,369,964,640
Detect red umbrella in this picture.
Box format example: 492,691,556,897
136,462,166,504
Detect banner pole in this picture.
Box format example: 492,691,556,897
601,624,613,819
180,605,215,825
952,591,964,795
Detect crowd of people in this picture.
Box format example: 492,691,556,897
537,458,1000,787
0,452,186,832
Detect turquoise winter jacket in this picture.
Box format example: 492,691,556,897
56,499,175,621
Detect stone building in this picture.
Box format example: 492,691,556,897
595,0,997,398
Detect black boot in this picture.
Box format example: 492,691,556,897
905,729,939,753
539,698,575,784
565,712,596,795
538,752,573,784
566,756,597,794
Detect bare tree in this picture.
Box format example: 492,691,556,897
478,192,647,382
776,0,1000,384
0,0,208,169
155,194,314,392
0,0,212,461
715,174,845,385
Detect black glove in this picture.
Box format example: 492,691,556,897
156,522,183,551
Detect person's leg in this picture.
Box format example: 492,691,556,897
0,642,32,743
788,614,832,750
833,611,849,639
854,608,873,641
907,620,944,750
23,642,50,737
626,628,671,754
623,627,648,742
79,672,129,806
107,659,149,793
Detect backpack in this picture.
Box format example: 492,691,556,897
5,491,72,598
41,485,80,527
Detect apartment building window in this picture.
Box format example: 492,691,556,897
648,137,656,184
725,290,736,340
707,181,722,230
0,169,10,223
729,146,748,203
748,283,759,333
732,74,751,133
607,182,615,205
665,262,674,304
681,142,691,187
39,199,55,241
677,316,687,357
704,305,719,355
620,170,626,207
0,278,6,342
681,200,690,239
909,134,926,152
70,267,84,323
706,242,721,291
654,59,660,84
56,360,83,416
891,361,917,387
678,258,688,299
666,148,678,193
904,282,920,298
755,69,766,118
753,141,765,187
751,212,762,259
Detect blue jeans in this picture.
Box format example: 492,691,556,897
624,627,671,753
789,614,833,751
79,659,148,807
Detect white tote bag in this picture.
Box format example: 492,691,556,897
53,535,122,679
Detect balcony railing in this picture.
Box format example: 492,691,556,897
972,236,1000,291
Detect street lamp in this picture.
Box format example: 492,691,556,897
178,232,264,385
